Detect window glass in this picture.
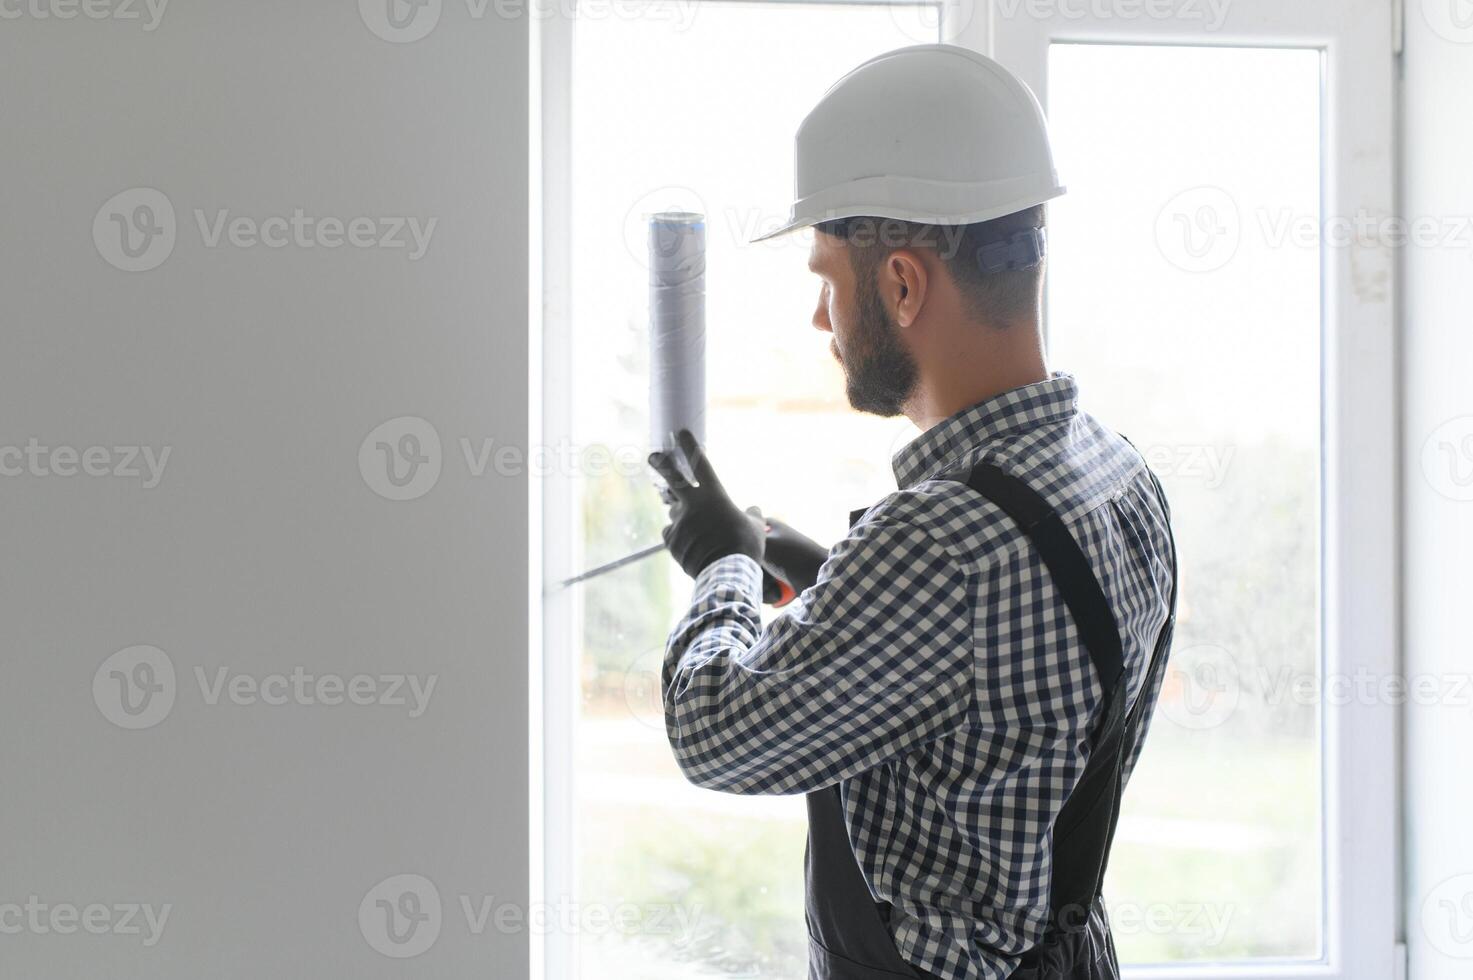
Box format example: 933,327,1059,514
567,7,938,977
561,28,1323,978
1048,43,1324,963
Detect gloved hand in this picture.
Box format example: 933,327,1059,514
648,429,764,579
755,516,830,602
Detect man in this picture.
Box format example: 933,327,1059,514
648,44,1177,980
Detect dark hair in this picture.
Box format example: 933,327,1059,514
815,204,1047,321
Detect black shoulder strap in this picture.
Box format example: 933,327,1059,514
955,459,1177,929
962,463,1125,694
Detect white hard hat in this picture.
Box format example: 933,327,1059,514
752,44,1065,243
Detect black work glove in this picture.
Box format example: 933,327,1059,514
754,515,830,604
648,430,764,579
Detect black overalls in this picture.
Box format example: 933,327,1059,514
804,460,1178,980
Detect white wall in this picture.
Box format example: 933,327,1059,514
1403,11,1473,980
0,3,530,977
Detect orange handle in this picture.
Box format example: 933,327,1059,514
763,520,798,607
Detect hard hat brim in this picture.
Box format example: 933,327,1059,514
747,176,1066,245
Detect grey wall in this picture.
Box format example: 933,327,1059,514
0,2,530,977
1403,10,1473,980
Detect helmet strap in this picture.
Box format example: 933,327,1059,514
975,227,1047,274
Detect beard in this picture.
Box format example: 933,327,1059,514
833,272,918,417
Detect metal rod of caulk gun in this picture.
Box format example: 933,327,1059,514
559,542,668,587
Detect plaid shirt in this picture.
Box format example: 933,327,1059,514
662,374,1175,980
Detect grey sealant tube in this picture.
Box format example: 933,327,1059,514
563,210,706,581
648,211,706,474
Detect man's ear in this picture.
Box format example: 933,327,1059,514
883,248,928,329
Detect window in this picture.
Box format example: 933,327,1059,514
1047,42,1325,964
537,4,1397,978
973,4,1396,974
538,5,939,979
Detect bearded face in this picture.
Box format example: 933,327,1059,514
832,266,919,418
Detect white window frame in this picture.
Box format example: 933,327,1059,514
959,4,1400,980
531,8,945,980
531,3,1400,979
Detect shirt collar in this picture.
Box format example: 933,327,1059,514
891,373,1080,489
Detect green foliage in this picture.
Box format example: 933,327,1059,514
580,808,808,978
1168,436,1319,739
